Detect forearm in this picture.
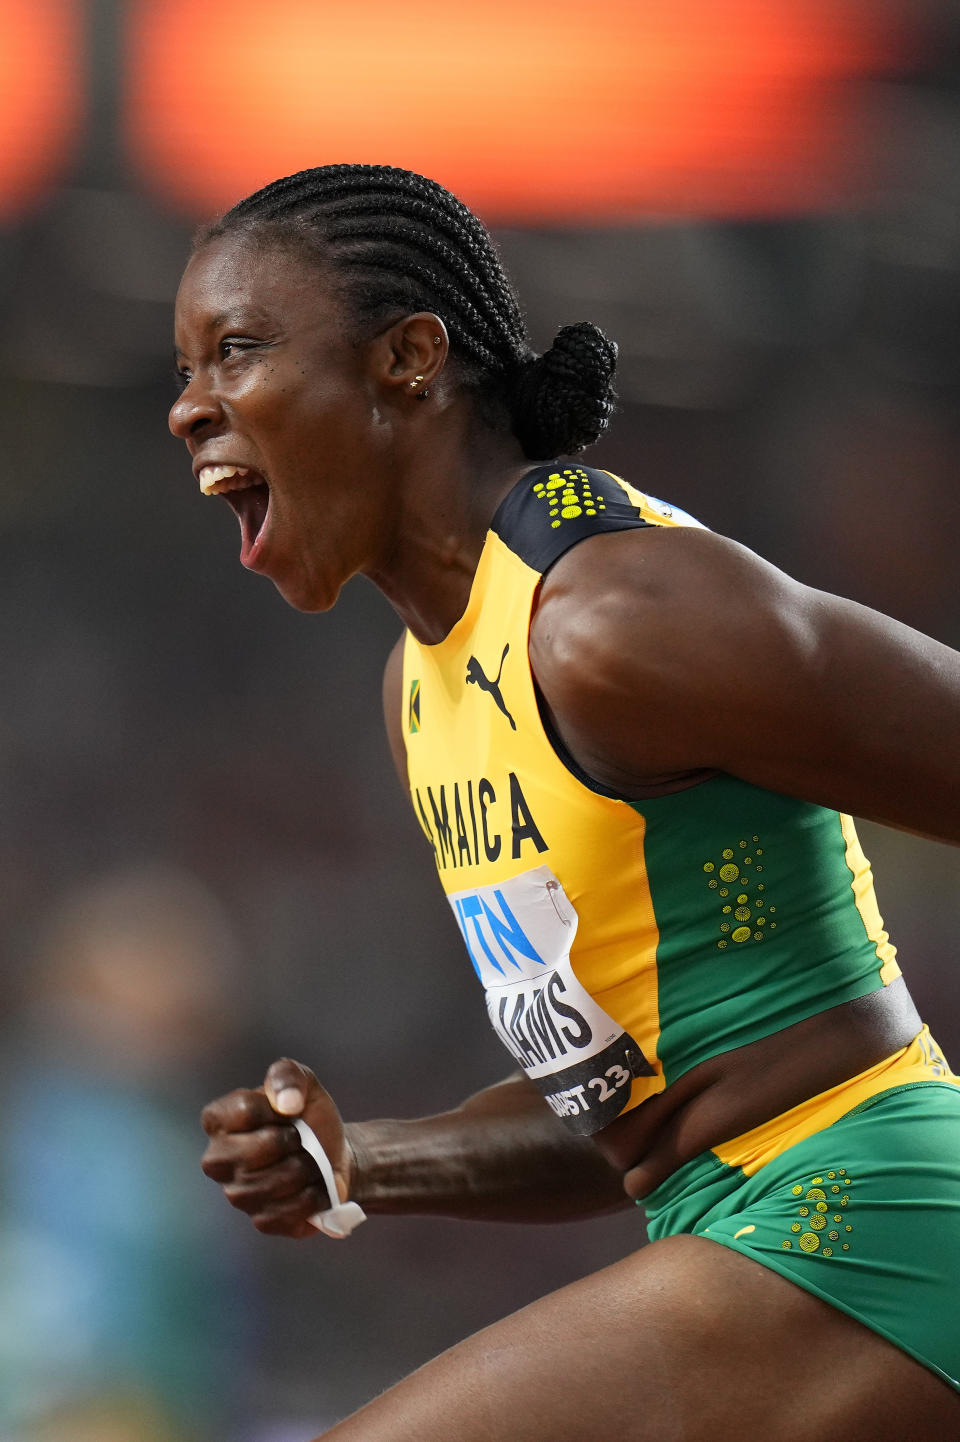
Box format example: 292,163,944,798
345,1073,630,1223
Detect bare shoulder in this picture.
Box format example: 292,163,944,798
530,524,803,676
528,525,803,787
382,631,407,787
529,524,960,842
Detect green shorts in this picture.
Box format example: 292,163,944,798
641,1081,960,1392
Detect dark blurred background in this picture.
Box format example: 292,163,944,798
1,1,958,1437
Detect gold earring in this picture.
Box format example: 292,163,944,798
409,375,424,389
433,336,442,346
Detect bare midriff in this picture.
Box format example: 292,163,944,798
593,978,922,1199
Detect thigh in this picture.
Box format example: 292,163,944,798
316,1234,959,1441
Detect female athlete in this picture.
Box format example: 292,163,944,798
172,164,960,1439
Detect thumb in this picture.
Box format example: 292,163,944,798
264,1057,353,1210
264,1057,319,1118
622,1133,686,1204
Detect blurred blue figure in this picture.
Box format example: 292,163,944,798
0,865,256,1442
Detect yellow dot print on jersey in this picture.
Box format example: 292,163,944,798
780,1171,856,1256
532,468,608,529
703,835,774,949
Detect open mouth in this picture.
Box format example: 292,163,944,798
197,463,271,567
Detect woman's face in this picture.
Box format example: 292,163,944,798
170,232,396,611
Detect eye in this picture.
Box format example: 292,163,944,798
173,364,191,394
220,336,257,359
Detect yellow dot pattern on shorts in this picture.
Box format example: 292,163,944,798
532,468,609,529
780,1171,856,1258
704,836,775,949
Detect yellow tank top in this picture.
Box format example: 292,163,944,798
401,464,899,1135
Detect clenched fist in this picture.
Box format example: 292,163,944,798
201,1058,355,1238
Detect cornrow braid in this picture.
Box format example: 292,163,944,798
198,164,617,460
320,220,510,373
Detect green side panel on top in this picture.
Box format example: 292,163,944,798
634,774,890,1086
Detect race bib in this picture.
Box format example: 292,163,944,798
448,866,654,1135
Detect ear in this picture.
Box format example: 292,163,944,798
376,312,449,398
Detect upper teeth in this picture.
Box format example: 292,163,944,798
198,463,251,495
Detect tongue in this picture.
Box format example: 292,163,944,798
229,483,270,563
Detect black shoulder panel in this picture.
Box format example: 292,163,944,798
490,463,652,575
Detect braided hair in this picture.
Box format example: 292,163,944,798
197,164,617,460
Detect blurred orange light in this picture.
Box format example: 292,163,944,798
126,0,899,223
0,0,84,221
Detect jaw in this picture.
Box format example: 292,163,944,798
218,445,397,611
241,489,351,612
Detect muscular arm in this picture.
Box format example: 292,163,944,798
531,525,960,844
201,1062,628,1235
346,1070,629,1222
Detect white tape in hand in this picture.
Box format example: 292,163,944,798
293,1117,367,1239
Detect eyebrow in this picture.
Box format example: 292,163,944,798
174,307,276,359
207,308,272,330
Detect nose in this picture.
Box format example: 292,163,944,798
168,375,223,440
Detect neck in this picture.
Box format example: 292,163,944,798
367,409,533,644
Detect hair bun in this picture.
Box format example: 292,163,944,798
510,322,618,461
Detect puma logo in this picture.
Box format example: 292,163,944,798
465,644,516,730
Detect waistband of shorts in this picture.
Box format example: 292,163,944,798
710,1024,956,1177
641,1026,956,1217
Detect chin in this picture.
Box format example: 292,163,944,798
271,567,342,614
